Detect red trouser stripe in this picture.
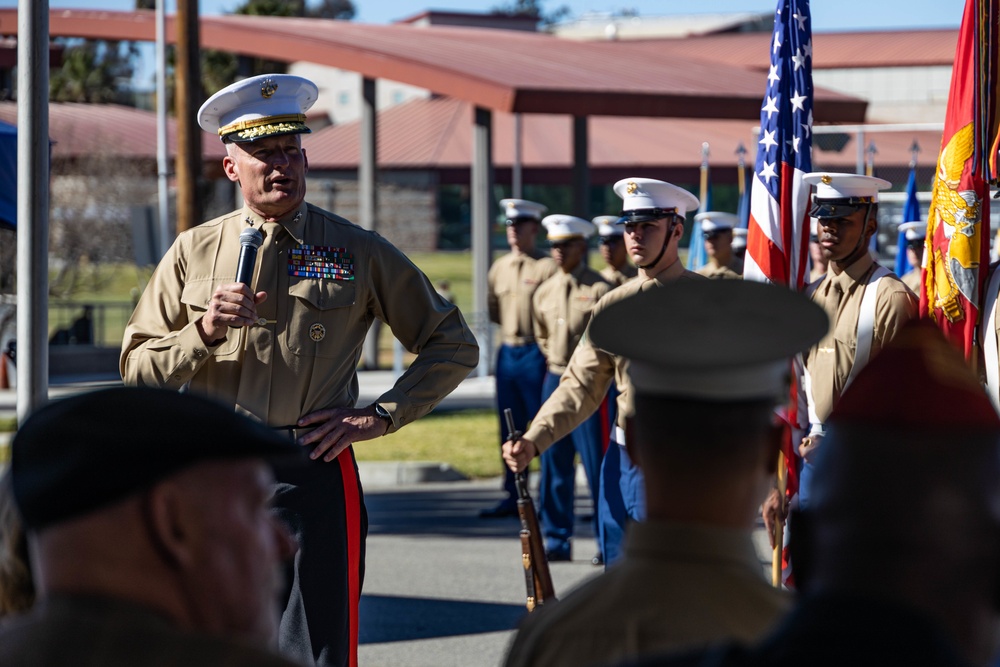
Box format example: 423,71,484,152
337,448,362,667
598,393,610,454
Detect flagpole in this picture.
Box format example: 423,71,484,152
700,142,710,205
771,450,787,587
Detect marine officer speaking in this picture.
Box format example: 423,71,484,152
120,73,479,667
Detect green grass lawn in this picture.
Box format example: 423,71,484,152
353,408,504,479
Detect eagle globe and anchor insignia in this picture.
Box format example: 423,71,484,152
260,78,278,99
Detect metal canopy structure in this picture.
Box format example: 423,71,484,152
0,9,867,120
0,8,869,376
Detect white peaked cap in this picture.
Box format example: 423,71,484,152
589,281,828,401
543,214,595,240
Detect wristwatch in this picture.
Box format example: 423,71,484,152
373,403,391,423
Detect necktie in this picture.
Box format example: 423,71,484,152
235,221,280,419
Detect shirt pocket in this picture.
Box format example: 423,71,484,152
833,315,857,358
180,279,241,356
286,277,357,358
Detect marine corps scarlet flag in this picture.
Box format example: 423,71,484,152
920,0,1000,359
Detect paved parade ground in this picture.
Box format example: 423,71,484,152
358,475,602,666
358,472,776,667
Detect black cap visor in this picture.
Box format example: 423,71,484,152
810,197,874,219
617,208,680,225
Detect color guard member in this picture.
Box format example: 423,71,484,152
763,173,916,538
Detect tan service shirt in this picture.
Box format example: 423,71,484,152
503,521,791,667
523,259,704,452
805,254,917,422
488,250,558,346
532,263,612,375
600,263,638,287
696,257,744,280
121,201,479,431
902,268,921,294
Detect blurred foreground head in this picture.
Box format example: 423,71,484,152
589,280,828,523
11,386,304,645
792,319,1000,665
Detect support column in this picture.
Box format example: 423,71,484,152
472,107,494,377
175,0,202,234
17,0,50,419
572,115,589,219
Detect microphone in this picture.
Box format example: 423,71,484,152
236,227,264,286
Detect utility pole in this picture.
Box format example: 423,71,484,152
175,0,201,233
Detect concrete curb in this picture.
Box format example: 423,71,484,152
358,461,468,487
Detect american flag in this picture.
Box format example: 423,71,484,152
744,0,813,290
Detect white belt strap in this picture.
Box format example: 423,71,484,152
844,265,890,390
802,279,825,439
982,265,1000,409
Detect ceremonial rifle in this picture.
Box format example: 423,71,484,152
504,408,556,611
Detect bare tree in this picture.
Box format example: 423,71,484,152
48,151,156,298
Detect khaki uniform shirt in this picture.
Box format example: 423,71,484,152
902,268,921,294
488,250,558,346
503,521,791,667
600,263,638,288
805,254,917,423
121,201,479,431
532,263,612,375
523,260,703,452
696,257,744,280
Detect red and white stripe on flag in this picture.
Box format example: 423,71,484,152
744,0,813,292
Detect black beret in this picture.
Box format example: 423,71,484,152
11,386,305,530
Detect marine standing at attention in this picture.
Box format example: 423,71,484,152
593,215,638,287
481,199,558,518
532,214,612,564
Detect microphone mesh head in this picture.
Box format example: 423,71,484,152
239,226,264,249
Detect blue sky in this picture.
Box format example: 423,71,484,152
0,1,965,31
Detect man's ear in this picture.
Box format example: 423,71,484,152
142,482,195,570
222,153,240,184
672,222,684,242
303,148,309,173
864,208,879,241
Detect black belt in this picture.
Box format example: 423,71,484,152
274,425,308,441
